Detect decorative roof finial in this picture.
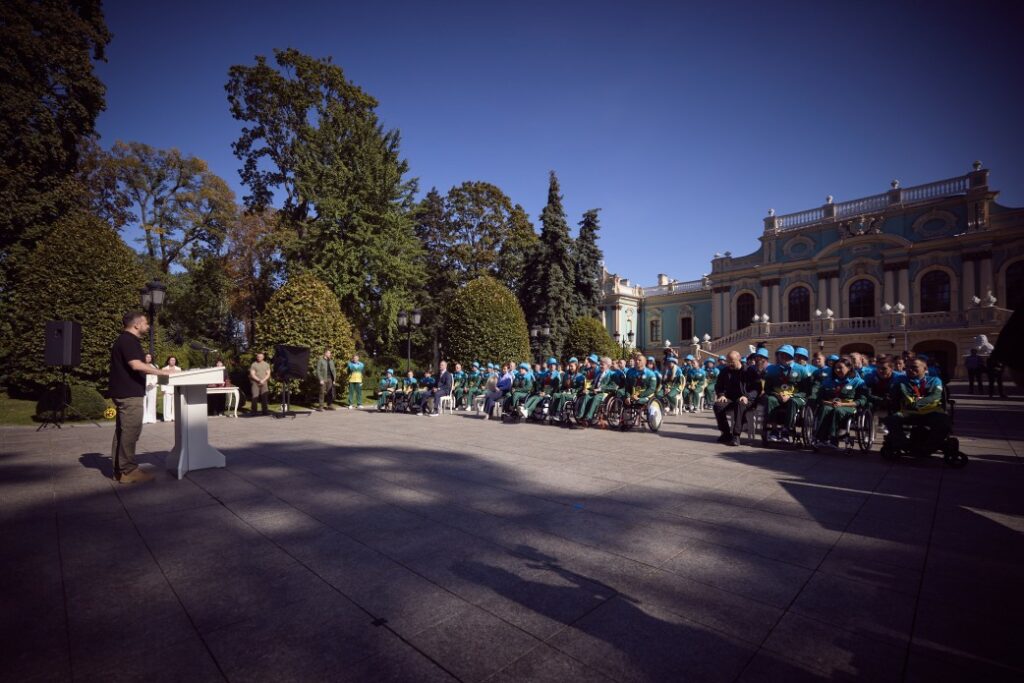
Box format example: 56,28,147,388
973,160,982,171
767,208,775,217
825,195,833,204
891,179,900,189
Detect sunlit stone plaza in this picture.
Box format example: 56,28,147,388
3,393,1022,682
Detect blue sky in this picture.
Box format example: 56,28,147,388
96,0,1023,283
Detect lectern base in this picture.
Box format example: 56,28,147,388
167,384,226,480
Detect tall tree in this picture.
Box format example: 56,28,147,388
496,204,538,297
521,171,575,359
109,141,236,272
572,208,604,319
226,48,423,353
225,209,283,347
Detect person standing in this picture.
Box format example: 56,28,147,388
316,349,337,410
249,352,271,415
347,354,365,409
161,356,181,421
108,312,169,483
142,352,159,424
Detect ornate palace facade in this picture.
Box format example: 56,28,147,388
599,163,1023,377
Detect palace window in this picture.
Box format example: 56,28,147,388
788,286,810,322
920,270,951,312
849,279,875,318
680,317,693,341
1007,260,1024,311
649,319,661,343
736,293,755,330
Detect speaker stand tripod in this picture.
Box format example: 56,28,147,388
273,381,311,419
36,366,100,431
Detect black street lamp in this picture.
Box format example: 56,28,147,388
816,336,825,352
139,280,167,358
530,324,551,363
613,329,635,355
397,309,421,373
887,332,897,350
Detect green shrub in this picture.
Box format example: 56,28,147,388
443,276,530,365
563,316,618,361
35,383,107,421
255,272,356,401
7,213,145,396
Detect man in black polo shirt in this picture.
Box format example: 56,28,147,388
109,312,169,483
713,350,751,446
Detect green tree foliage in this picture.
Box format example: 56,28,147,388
224,209,283,347
443,277,530,366
563,317,618,361
254,272,355,394
521,171,575,359
109,141,236,272
226,49,423,353
572,209,604,319
6,213,145,395
496,204,539,296
160,255,240,351
0,0,112,278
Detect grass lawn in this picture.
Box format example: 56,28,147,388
0,393,41,426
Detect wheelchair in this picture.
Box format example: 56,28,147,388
393,392,414,413
570,391,623,429
526,395,555,423
807,404,875,453
377,391,397,412
758,397,815,448
879,401,965,468
618,395,665,433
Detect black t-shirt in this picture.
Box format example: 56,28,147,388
108,331,146,398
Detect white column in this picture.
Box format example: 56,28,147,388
962,260,976,310
711,292,721,337
761,284,770,318
830,277,840,317
884,269,895,307
771,284,781,322
979,258,994,298
898,269,910,311
817,277,828,311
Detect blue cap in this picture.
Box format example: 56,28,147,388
827,354,840,362
756,348,770,359
704,358,714,364
718,355,725,361
685,354,694,361
547,357,557,365
568,357,578,364
777,344,795,358
794,347,809,359
588,354,600,363
644,356,653,362
918,353,929,361
386,368,394,374
472,361,479,368
518,362,530,370
667,356,678,364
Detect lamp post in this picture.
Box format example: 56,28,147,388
397,308,421,373
887,332,897,351
817,336,825,352
139,280,167,358
530,324,551,364
612,329,634,356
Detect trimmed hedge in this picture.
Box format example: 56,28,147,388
443,276,530,365
563,316,618,361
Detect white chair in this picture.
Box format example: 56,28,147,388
672,392,683,415
438,394,455,414
472,395,486,413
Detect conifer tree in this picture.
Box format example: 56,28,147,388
521,171,575,359
572,209,604,319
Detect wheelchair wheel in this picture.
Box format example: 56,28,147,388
605,396,623,428
646,400,664,433
942,437,968,468
857,408,875,452
572,396,589,425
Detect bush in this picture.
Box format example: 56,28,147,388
255,272,356,400
443,276,530,365
7,213,145,396
563,316,618,361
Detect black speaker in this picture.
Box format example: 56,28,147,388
272,345,309,381
44,321,82,367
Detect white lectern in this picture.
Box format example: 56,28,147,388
160,367,227,479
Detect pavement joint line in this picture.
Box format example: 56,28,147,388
54,512,75,681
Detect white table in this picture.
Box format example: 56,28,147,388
206,386,240,418
160,367,227,480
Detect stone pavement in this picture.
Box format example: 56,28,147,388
2,394,1023,682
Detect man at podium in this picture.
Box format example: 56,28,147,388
108,312,171,483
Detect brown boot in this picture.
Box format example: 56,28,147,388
118,468,156,484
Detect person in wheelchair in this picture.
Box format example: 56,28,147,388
504,363,535,417
882,357,951,457
524,357,561,418
579,356,621,426
865,357,899,424
681,355,706,413
811,356,867,447
761,344,808,442
622,352,659,427
551,357,583,423
702,358,719,411
399,370,418,412
376,369,398,410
